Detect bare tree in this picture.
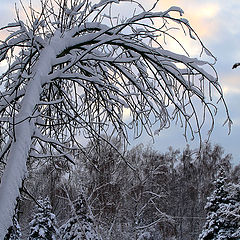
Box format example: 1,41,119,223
0,0,231,237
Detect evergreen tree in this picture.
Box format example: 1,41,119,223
199,171,240,240
28,197,58,240
60,194,99,240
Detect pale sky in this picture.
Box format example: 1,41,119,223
0,0,240,163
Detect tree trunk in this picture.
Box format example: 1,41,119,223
0,45,53,238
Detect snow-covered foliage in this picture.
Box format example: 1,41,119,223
28,197,58,240
60,194,99,239
137,231,152,240
199,170,240,240
4,213,22,240
0,0,231,237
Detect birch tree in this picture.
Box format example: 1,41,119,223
0,0,231,237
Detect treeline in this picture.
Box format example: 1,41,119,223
6,141,240,239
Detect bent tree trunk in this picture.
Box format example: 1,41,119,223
0,42,56,238
0,0,231,237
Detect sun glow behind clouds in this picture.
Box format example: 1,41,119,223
151,1,221,65
158,1,220,39
222,74,240,95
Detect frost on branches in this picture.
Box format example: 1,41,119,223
0,0,231,237
199,171,240,240
60,194,99,240
28,197,58,240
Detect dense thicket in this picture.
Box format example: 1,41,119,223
14,142,239,240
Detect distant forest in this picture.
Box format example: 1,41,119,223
5,141,239,239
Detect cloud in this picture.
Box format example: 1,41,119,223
186,3,220,39
221,73,240,95
0,2,17,40
145,1,222,61
156,1,220,40
122,107,131,121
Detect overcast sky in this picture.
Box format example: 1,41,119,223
0,0,240,163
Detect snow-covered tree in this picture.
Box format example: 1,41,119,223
199,171,240,240
28,197,58,240
60,194,99,239
0,0,231,237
